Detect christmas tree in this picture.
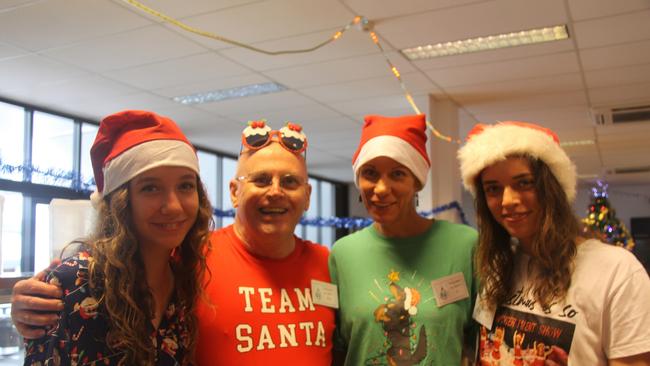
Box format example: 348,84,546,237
583,181,635,251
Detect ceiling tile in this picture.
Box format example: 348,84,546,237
445,73,584,102
219,27,383,71
589,82,650,106
0,0,151,51
580,39,650,71
425,51,579,87
342,0,489,20
573,9,650,49
299,72,437,104
329,94,421,117
223,103,343,124
103,52,251,90
476,105,594,129
194,90,314,115
151,105,223,128
462,90,589,115
263,51,415,89
44,25,207,73
375,0,568,49
0,41,28,61
600,149,650,169
0,1,43,11
301,116,362,135
568,0,650,21
569,155,602,175
0,55,88,93
127,0,264,19
59,92,182,121
12,74,140,109
168,0,354,48
152,73,271,99
585,63,650,89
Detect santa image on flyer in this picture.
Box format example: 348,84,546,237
478,307,574,366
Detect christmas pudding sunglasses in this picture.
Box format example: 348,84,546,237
241,120,308,155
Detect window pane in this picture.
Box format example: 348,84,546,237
0,102,25,181
34,203,50,272
80,123,98,191
220,157,237,228
32,112,74,187
197,151,218,205
221,157,236,211
295,224,304,237
306,178,319,243
0,191,23,274
321,182,335,247
221,216,234,227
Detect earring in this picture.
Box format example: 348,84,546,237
358,194,362,203
415,193,419,207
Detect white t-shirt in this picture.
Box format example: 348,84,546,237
476,239,650,365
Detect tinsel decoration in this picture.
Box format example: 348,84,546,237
3,161,469,229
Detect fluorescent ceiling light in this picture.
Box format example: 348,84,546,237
401,25,569,60
560,139,595,147
173,82,287,105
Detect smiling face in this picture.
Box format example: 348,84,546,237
357,156,419,226
129,166,199,254
480,156,541,250
231,142,311,245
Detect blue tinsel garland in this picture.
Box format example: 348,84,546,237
2,160,468,229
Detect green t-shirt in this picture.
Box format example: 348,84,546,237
329,220,478,365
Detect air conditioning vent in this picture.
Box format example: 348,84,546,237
593,105,650,125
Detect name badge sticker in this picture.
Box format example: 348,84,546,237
311,279,339,309
430,272,469,308
472,294,496,330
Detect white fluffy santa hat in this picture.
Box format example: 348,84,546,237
457,121,577,202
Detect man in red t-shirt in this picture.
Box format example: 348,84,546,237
11,122,335,365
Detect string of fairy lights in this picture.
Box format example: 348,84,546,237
121,0,460,144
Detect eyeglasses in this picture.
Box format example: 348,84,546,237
241,120,308,155
236,172,306,191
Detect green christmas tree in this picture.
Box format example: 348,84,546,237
582,181,635,251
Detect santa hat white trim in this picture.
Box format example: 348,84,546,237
458,123,577,202
96,139,199,198
353,135,430,188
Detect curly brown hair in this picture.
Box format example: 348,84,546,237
474,155,581,310
84,176,213,365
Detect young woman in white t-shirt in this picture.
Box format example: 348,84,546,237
458,121,650,366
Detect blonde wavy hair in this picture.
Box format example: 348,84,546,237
81,176,213,365
474,155,581,310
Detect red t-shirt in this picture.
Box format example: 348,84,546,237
195,225,335,365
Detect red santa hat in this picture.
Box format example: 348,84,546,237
352,114,430,188
90,110,199,202
457,121,577,202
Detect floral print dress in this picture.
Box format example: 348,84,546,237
23,251,192,366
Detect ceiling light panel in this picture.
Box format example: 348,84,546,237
401,25,569,60
173,82,287,105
